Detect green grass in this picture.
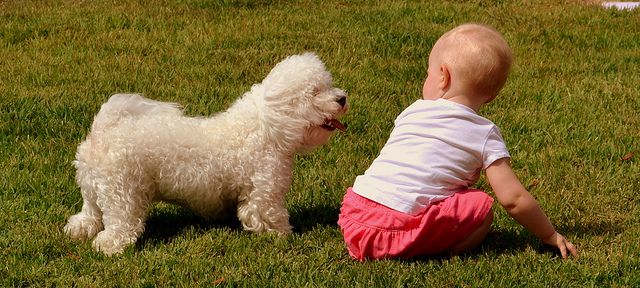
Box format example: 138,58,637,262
1,0,639,286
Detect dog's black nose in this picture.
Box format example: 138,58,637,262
337,95,347,107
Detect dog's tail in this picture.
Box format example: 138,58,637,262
90,93,183,133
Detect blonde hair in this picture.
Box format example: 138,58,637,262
435,23,513,97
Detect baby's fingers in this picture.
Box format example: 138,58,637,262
558,239,579,259
543,232,579,259
565,241,579,258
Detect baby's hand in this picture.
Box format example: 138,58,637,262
541,231,579,259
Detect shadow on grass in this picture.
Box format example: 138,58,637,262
395,230,534,263
136,201,624,259
289,202,341,234
405,219,626,262
135,201,341,248
136,207,242,249
558,220,624,237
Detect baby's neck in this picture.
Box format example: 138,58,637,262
441,94,483,113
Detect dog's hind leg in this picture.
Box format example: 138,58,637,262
64,161,105,242
91,173,153,256
64,195,104,242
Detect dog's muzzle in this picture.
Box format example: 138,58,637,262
337,95,347,108
321,95,347,131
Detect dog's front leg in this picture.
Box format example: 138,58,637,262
236,174,293,235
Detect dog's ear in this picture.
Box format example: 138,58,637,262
311,86,320,97
259,104,308,152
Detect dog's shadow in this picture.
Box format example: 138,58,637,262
137,202,341,249
136,205,242,249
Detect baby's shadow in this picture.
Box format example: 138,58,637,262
482,230,540,256
402,230,540,263
419,219,625,261
560,220,624,237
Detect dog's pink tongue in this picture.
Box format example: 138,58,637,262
330,119,346,131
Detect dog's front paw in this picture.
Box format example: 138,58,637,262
92,229,135,256
64,214,103,242
238,203,294,235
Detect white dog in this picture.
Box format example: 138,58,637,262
64,52,348,255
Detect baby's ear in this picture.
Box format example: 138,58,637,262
439,64,451,90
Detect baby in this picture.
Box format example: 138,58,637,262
338,23,579,260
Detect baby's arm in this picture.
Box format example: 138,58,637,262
485,158,579,259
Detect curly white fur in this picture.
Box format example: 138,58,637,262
64,52,348,255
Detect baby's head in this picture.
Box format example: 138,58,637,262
425,23,513,104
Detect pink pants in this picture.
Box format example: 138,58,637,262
338,187,493,261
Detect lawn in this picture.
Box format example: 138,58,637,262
1,0,639,286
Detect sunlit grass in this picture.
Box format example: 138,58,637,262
1,0,639,286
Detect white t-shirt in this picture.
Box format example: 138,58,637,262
353,99,510,215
